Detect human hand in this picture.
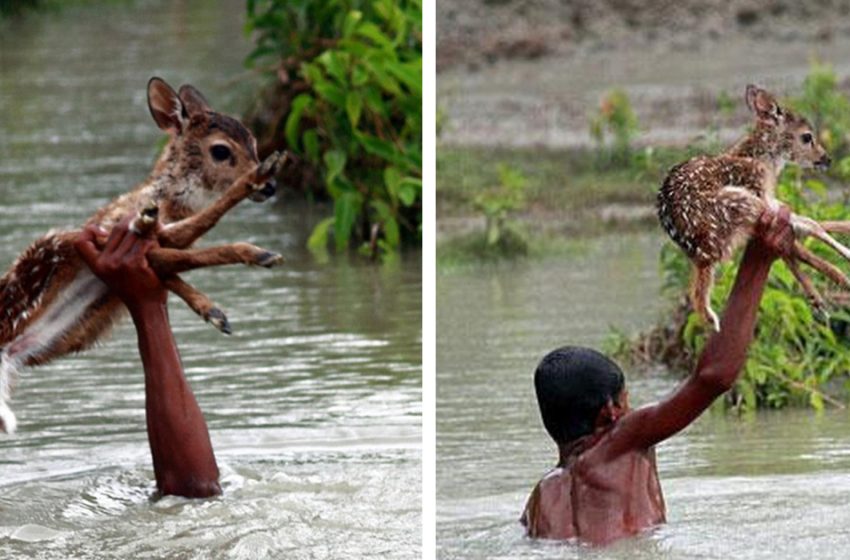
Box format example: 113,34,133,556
74,215,167,310
750,205,795,261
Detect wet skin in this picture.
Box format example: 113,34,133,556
75,218,221,498
522,206,796,545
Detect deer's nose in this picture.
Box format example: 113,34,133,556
260,179,276,198
817,155,832,170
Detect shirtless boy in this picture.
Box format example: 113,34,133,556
521,205,795,545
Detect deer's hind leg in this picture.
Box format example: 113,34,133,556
690,265,720,332
164,275,231,335
794,241,850,289
148,243,284,276
784,255,829,322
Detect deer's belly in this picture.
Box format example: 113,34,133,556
6,269,107,366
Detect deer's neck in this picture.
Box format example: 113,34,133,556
727,126,786,178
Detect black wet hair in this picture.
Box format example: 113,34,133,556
534,346,625,445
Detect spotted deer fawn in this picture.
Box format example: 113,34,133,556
658,84,850,331
0,77,288,433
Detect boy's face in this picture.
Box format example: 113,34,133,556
616,388,630,414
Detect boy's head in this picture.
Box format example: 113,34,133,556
534,346,627,446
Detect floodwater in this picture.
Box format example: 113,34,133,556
0,2,421,559
437,235,850,559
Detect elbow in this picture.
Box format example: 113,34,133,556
695,364,737,395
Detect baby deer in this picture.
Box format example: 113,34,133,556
0,77,287,433
658,85,850,331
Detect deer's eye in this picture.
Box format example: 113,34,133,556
210,145,232,162
801,132,813,144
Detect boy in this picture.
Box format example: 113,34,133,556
521,205,795,545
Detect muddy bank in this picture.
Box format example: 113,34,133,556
439,2,850,150
438,0,850,72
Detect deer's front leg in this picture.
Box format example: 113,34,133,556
157,151,287,249
163,275,232,335
148,243,283,276
794,241,850,289
783,255,828,322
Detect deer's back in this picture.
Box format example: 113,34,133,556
658,155,769,265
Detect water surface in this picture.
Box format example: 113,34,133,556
0,2,421,558
437,235,850,559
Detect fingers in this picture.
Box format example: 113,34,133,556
74,227,101,269
103,214,134,253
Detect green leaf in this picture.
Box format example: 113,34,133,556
346,91,363,128
398,178,420,206
314,82,347,108
334,191,361,251
308,217,335,253
285,94,314,151
343,10,362,38
303,129,320,163
356,22,394,51
324,150,347,186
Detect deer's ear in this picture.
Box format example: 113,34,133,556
745,84,783,124
147,77,185,134
178,84,210,118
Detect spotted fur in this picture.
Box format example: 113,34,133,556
657,85,830,330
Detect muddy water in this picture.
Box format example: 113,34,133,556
0,2,421,559
437,234,850,558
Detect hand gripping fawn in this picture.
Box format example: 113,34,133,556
658,85,850,331
0,77,288,433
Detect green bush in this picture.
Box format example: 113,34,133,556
245,0,422,258
589,89,639,166
473,164,528,250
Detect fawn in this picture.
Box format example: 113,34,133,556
658,85,850,331
0,77,288,434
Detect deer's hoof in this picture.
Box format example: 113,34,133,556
257,251,284,268
257,150,283,178
206,307,232,335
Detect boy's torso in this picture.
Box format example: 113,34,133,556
522,445,666,544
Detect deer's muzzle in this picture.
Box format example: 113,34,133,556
249,179,277,202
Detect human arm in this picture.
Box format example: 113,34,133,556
75,219,221,498
603,206,795,455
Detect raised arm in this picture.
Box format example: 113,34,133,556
75,219,221,498
605,206,794,455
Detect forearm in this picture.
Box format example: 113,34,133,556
695,243,774,389
130,301,221,497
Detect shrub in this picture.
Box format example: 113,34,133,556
589,89,639,166
245,0,422,258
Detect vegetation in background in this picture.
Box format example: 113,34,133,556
589,89,640,167
473,164,528,253
245,0,422,259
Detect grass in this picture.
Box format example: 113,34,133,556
437,145,692,220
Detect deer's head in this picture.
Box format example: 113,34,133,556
746,84,831,171
147,77,275,212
